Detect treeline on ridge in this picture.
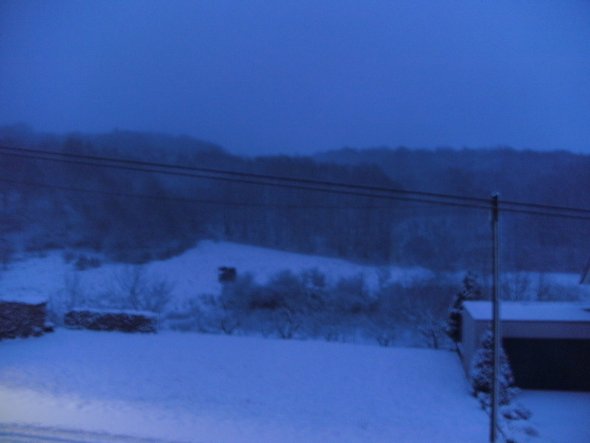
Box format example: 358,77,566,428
1,124,589,272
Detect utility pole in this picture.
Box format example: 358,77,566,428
490,194,501,442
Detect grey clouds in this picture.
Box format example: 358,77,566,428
1,0,589,155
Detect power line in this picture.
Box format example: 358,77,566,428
4,144,590,216
0,150,493,211
0,145,491,204
501,198,590,216
1,145,590,220
0,177,492,213
4,175,590,223
0,178,397,211
501,207,590,222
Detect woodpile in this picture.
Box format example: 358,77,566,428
0,300,53,339
64,309,157,333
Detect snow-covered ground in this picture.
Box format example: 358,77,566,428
2,242,589,441
0,329,490,442
1,240,587,308
1,330,587,442
0,240,432,306
519,390,590,443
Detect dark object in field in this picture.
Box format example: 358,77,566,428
218,266,237,283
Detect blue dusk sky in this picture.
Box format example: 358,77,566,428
0,0,589,155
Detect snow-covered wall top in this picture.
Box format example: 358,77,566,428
0,295,48,305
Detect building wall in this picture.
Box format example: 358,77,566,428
461,310,590,391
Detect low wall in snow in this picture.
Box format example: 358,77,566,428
64,309,157,333
0,299,52,339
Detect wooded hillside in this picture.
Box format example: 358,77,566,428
2,125,589,272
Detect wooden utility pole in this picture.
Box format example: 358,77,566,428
490,194,501,442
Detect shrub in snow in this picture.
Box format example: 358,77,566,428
63,272,85,310
372,278,453,349
218,268,358,341
74,255,102,271
216,272,258,334
330,274,373,315
197,268,457,347
165,295,212,332
470,329,517,406
370,283,408,346
403,279,453,349
112,266,173,313
446,271,483,343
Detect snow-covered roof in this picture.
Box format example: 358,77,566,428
463,301,590,322
581,257,590,284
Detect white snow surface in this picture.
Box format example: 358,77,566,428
0,240,431,306
464,301,590,322
519,390,590,443
2,240,587,311
0,330,489,443
1,238,589,441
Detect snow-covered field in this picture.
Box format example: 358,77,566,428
1,241,589,441
1,240,587,308
0,329,491,442
1,330,588,442
0,240,432,306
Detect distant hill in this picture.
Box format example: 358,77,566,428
315,146,590,272
316,146,590,208
1,127,589,272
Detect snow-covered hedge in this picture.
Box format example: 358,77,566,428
171,269,454,348
0,299,52,339
64,309,157,333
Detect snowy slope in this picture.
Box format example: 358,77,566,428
1,240,587,310
0,330,488,443
0,240,431,306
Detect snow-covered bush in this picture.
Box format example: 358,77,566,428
165,298,207,332
215,269,329,338
216,272,259,334
63,272,84,309
112,265,174,313
74,255,102,271
47,272,86,325
470,329,517,406
446,271,483,343
371,277,453,348
370,283,408,346
330,274,373,315
190,269,457,347
208,269,377,340
404,280,453,349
